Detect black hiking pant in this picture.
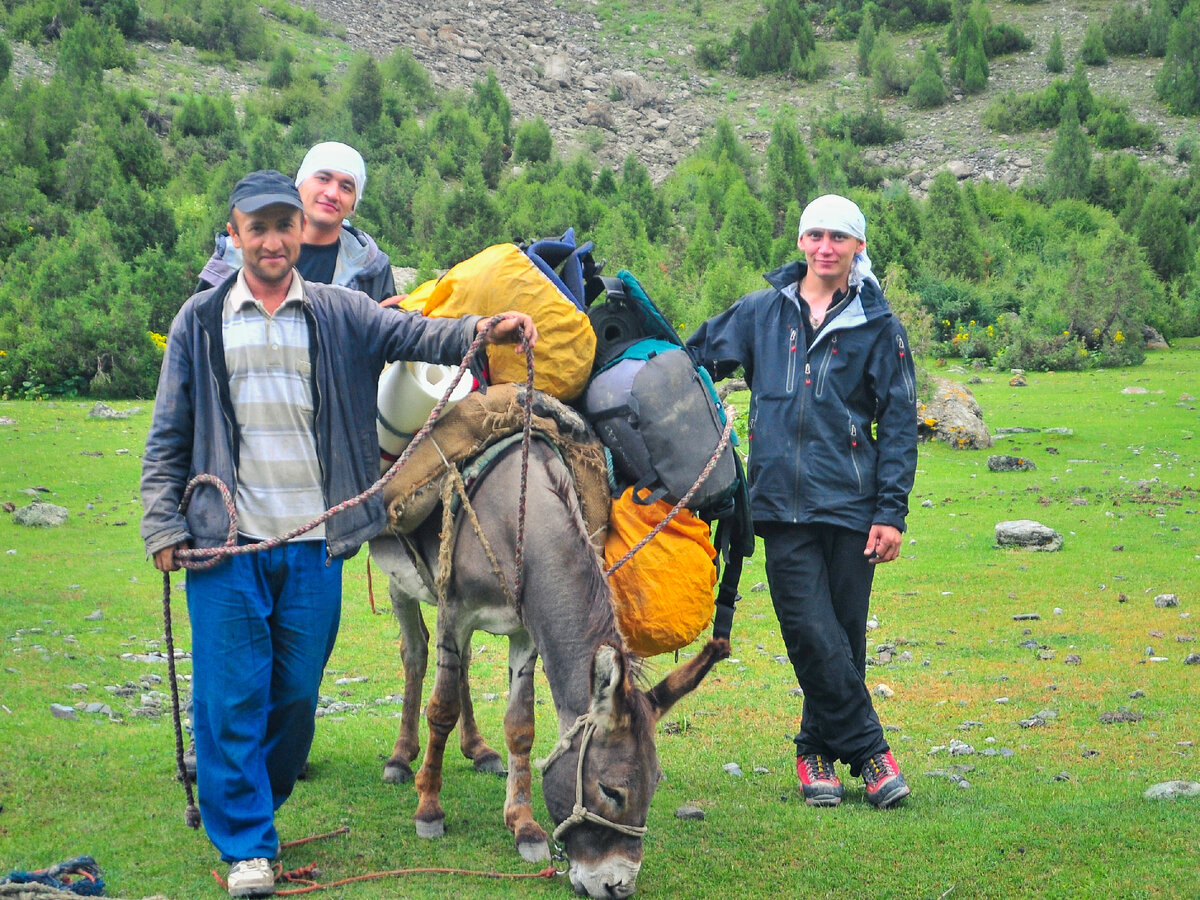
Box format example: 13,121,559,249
761,522,889,776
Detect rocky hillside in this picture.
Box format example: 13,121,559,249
298,0,1192,191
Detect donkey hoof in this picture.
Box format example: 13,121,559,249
382,762,414,785
518,839,551,863
415,816,446,839
473,752,506,777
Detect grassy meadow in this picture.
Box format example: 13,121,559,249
1,343,1198,899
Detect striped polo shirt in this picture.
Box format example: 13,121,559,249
223,270,325,541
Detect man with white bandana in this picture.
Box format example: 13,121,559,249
197,142,396,303
687,194,917,809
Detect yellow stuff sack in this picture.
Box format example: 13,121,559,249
400,243,596,401
604,487,718,657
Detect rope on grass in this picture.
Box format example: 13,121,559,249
211,864,559,896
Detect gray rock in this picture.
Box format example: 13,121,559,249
675,805,706,820
12,502,70,528
51,703,78,720
1154,594,1180,608
1184,653,1200,665
995,520,1063,551
1013,613,1041,621
917,378,992,450
722,762,744,777
988,454,1037,472
88,401,140,419
995,426,1041,434
1143,780,1200,800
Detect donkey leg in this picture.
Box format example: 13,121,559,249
501,632,549,862
457,643,505,775
412,631,465,839
383,588,429,785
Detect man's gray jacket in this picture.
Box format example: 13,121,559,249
140,276,479,560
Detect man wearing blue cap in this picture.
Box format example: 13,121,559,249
197,142,396,302
141,170,536,897
687,194,917,812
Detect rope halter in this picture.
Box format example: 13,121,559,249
536,713,649,845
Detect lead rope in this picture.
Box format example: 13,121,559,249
159,315,525,828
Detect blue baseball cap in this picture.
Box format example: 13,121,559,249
229,170,305,215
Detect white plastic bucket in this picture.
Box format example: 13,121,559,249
377,361,471,459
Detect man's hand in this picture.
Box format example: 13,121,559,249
479,312,538,350
864,524,902,564
153,543,184,573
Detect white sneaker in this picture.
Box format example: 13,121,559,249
227,858,275,897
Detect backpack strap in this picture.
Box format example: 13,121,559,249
711,452,754,641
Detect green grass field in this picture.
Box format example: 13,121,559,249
1,344,1198,899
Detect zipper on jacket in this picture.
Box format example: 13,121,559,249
815,334,838,397
896,334,916,404
785,327,799,392
304,303,332,564
848,418,864,494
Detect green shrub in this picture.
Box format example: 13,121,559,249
513,117,553,164
984,22,1031,56
1046,29,1065,72
812,105,905,145
1156,0,1200,114
1103,1,1149,55
695,37,729,71
1080,21,1109,65
266,46,294,88
0,34,11,82
908,44,948,109
870,26,917,96
730,0,817,77
1087,106,1159,150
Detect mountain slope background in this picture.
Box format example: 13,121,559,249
292,0,1192,187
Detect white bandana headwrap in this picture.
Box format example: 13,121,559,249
799,194,878,290
295,142,367,211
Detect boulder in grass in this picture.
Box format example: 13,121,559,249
996,519,1063,551
12,501,69,528
917,378,992,450
988,455,1037,472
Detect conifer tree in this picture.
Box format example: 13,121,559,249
909,43,948,108
920,171,986,280
1156,0,1200,114
1046,29,1065,73
1044,96,1091,201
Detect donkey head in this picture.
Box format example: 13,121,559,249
540,638,730,898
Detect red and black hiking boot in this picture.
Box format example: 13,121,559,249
861,750,911,809
797,753,844,807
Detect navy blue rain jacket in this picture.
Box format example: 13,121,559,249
686,260,917,534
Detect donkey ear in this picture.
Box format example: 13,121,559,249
588,642,628,730
646,638,730,722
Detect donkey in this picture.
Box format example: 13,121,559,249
369,438,729,898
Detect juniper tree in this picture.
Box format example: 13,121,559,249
1046,29,1065,73
1044,96,1091,202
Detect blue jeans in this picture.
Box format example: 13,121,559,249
186,540,343,862
761,523,888,776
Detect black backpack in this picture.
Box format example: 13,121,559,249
583,270,752,641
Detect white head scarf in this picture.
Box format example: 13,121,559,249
798,194,879,290
295,142,367,211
